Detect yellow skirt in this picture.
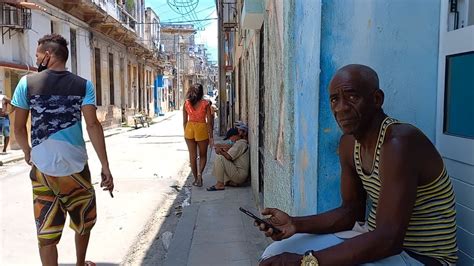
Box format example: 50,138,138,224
185,122,209,141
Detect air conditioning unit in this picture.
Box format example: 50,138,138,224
0,3,32,29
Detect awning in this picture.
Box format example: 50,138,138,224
0,61,37,72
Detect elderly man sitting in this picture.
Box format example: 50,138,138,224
207,128,250,191
214,122,248,152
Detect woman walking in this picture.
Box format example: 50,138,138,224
183,84,214,187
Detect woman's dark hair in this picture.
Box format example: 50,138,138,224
186,83,204,105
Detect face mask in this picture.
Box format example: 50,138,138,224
226,140,235,145
37,55,49,72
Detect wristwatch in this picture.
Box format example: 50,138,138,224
301,250,319,266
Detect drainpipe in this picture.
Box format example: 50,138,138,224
217,0,227,135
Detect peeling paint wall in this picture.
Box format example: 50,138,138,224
238,32,260,202
316,0,441,213
262,0,294,213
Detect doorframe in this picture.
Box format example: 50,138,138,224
435,0,474,164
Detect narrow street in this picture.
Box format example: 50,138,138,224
0,112,191,265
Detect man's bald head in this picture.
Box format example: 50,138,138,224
330,64,380,95
328,64,385,136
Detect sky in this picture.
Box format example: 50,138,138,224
147,0,218,62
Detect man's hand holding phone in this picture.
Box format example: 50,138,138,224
240,207,296,241
255,208,296,241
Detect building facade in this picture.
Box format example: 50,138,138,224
218,0,474,264
161,24,215,108
0,0,167,149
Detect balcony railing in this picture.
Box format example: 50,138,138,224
117,5,136,31
91,0,137,31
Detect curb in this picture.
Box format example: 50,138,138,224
0,112,178,166
163,204,200,266
0,155,24,166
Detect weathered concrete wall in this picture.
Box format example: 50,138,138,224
261,0,294,213
243,33,260,201
236,0,293,211
316,0,441,213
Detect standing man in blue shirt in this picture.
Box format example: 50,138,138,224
12,34,114,266
0,94,13,153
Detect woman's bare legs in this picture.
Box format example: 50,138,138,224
185,138,198,185
196,139,209,187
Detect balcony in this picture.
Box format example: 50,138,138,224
44,0,138,45
241,0,263,30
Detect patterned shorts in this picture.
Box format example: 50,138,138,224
30,165,97,246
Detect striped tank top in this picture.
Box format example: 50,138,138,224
354,117,458,264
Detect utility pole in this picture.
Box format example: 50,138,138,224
177,38,180,109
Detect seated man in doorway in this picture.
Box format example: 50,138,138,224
257,64,457,265
207,128,249,191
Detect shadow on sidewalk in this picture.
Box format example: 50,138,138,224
124,169,195,265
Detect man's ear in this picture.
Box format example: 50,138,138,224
44,50,52,60
374,89,384,109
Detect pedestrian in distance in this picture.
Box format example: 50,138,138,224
183,83,214,187
257,64,457,265
11,33,114,266
0,94,14,153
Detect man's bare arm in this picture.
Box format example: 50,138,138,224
292,135,366,234
312,136,419,265
218,149,233,161
1,97,14,114
183,103,188,130
82,105,113,191
214,143,232,151
13,108,31,164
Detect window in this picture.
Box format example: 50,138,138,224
108,53,115,105
94,48,102,106
436,1,474,165
444,52,474,138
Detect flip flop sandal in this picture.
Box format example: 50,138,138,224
206,185,225,191
85,261,96,266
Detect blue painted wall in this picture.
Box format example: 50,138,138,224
315,0,441,213
286,0,323,215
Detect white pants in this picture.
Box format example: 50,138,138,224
261,225,424,265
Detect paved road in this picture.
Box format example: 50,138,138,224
0,112,190,265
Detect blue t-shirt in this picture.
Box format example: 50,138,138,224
12,70,96,176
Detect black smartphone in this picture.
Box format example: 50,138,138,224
239,207,282,234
